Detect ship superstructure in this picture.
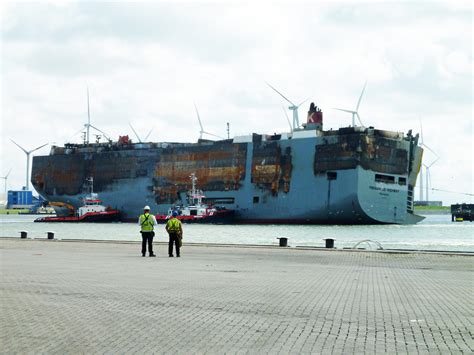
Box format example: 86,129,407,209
32,103,424,224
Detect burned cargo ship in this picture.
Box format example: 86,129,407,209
32,104,424,224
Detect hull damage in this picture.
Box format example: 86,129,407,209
32,111,424,225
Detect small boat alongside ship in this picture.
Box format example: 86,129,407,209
155,173,234,223
35,178,120,223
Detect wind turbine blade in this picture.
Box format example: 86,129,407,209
193,102,204,131
10,139,28,154
202,131,224,139
419,118,424,144
128,123,142,143
296,98,309,108
282,106,292,132
67,127,86,142
265,81,295,106
30,143,48,153
333,108,356,114
356,112,364,127
6,168,12,178
428,157,440,168
420,143,438,157
355,80,367,111
144,127,154,141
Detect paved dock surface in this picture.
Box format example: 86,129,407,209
1,239,473,354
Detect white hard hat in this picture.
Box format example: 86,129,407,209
144,205,150,210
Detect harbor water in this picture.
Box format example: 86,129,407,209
1,214,473,252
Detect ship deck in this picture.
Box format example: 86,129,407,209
1,238,472,354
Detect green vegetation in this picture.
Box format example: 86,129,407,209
0,209,30,214
414,205,450,214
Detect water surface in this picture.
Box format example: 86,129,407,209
1,214,472,252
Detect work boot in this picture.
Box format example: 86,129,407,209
149,254,156,257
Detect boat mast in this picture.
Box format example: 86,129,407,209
189,173,202,205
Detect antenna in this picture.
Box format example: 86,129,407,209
266,81,307,129
193,102,224,140
10,139,48,191
333,81,367,127
88,124,111,142
0,168,12,195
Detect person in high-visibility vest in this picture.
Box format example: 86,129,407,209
138,205,157,257
165,210,183,257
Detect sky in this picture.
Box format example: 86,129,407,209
1,0,472,205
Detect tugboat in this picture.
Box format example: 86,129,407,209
35,177,120,223
155,173,234,224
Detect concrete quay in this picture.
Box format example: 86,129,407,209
1,238,473,354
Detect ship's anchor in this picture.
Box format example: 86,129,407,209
352,240,384,250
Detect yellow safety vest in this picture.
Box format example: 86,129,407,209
166,217,181,232
140,213,154,231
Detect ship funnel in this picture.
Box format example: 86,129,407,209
306,102,323,130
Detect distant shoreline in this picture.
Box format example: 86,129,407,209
414,206,450,214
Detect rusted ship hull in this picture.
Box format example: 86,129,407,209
31,126,424,224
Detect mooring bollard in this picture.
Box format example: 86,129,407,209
20,231,28,239
46,231,55,240
277,237,288,247
323,238,335,248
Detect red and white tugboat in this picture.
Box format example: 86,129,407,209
155,173,234,224
35,177,120,223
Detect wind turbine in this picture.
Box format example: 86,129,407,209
82,87,111,143
423,157,440,202
10,140,48,191
128,123,154,143
333,81,367,127
0,168,12,195
266,81,308,130
193,102,224,140
418,119,439,202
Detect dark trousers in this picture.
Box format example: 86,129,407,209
141,232,154,255
168,232,180,256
